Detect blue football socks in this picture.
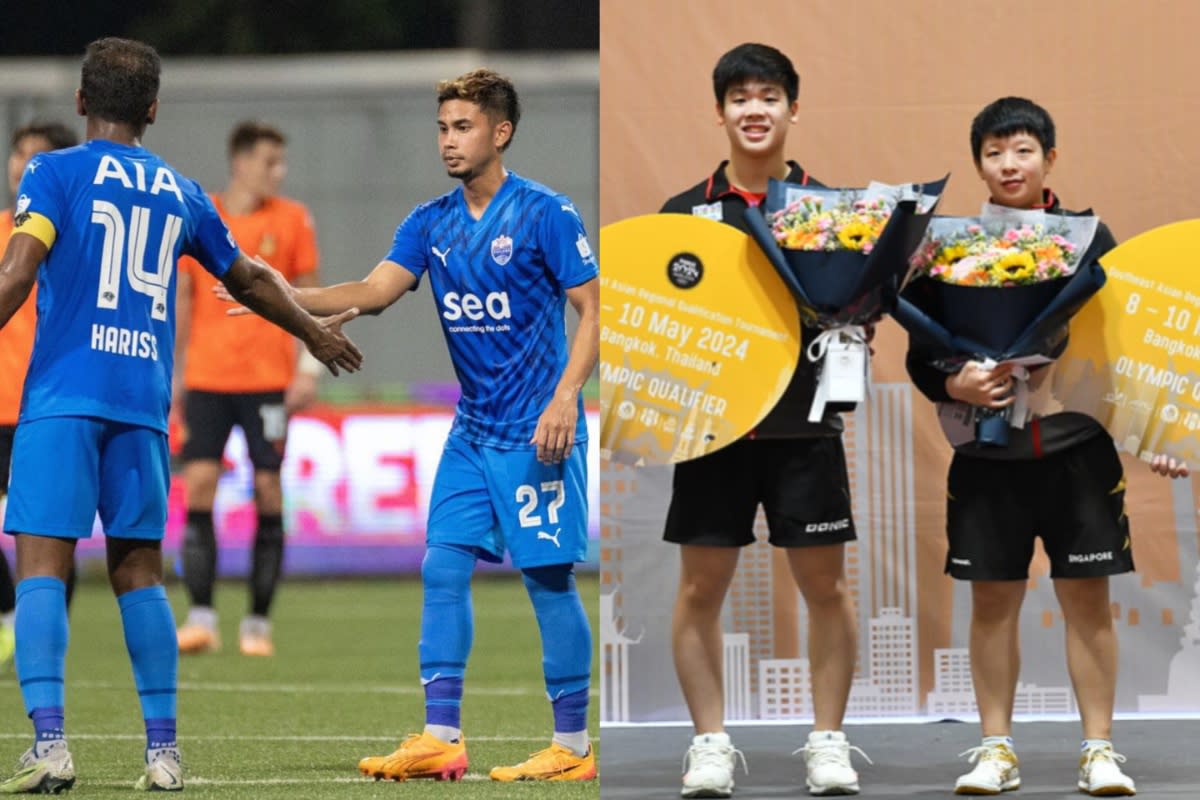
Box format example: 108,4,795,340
15,577,68,752
419,544,476,739
118,585,178,751
522,564,591,756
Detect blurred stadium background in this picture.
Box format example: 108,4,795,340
1,4,599,796
1,0,600,576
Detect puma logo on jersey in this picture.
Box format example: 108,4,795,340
432,245,451,267
537,529,562,548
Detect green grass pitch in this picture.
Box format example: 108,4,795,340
0,574,599,799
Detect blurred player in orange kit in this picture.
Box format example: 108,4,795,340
173,121,321,657
0,121,80,671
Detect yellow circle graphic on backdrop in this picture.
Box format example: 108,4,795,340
1049,220,1200,463
600,214,801,464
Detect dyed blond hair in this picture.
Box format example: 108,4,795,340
436,69,521,151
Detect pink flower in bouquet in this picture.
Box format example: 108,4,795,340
913,221,1086,287
769,194,890,253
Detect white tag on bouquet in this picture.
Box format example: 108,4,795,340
824,338,867,402
806,327,869,422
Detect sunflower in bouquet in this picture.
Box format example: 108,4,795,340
915,222,1082,287
768,195,891,254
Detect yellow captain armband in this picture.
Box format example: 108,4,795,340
12,212,56,250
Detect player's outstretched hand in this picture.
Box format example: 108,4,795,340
304,308,363,376
1149,454,1189,479
531,392,579,464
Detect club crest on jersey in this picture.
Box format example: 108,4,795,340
491,234,513,266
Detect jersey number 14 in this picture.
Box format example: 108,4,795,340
91,200,181,321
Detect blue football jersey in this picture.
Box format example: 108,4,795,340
386,172,598,449
11,139,239,432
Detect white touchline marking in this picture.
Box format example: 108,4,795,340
189,775,495,785
0,732,597,743
71,679,597,698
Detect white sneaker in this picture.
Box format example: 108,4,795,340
954,743,1020,794
794,730,870,796
681,732,746,798
134,747,183,791
238,615,275,657
0,739,76,794
1078,744,1135,796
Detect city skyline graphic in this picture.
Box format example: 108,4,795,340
601,382,1200,723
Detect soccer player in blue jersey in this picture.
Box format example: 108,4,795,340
226,68,599,782
0,37,362,794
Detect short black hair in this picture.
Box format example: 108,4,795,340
436,69,521,151
79,37,161,130
228,120,287,159
11,121,78,152
970,97,1056,165
712,43,799,105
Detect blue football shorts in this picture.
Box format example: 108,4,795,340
4,416,170,540
427,433,588,568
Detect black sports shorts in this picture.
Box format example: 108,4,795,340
664,436,856,548
945,433,1132,580
180,389,287,471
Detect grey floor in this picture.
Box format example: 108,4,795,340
599,719,1197,798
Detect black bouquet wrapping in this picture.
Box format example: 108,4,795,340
895,211,1105,446
744,177,948,421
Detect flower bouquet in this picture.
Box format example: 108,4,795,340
895,208,1105,446
744,176,948,421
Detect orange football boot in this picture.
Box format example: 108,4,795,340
489,743,596,782
358,732,468,782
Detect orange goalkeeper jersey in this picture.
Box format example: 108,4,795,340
180,194,318,393
0,209,38,425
